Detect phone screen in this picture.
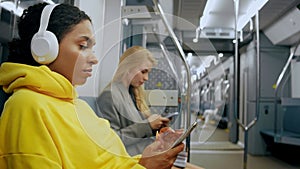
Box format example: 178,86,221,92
171,121,198,148
164,112,179,119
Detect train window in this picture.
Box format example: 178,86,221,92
1,9,12,24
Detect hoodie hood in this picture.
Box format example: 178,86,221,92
0,62,76,100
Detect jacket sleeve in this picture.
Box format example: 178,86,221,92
96,89,154,146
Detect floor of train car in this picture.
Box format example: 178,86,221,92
188,120,300,169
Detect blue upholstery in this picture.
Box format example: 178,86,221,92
0,88,9,116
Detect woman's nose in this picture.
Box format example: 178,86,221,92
144,73,149,81
89,53,98,65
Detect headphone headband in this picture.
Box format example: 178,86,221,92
37,4,58,35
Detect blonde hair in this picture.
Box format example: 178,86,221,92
113,46,157,117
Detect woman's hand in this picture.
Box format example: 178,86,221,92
148,114,170,130
139,142,184,169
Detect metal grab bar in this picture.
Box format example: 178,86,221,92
152,33,180,85
152,0,192,161
234,11,260,132
233,0,260,168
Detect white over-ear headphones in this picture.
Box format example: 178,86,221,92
31,4,59,64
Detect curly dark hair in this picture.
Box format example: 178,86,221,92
8,3,91,66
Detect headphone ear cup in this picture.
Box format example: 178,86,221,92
31,30,59,64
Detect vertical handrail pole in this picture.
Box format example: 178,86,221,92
255,11,261,131
233,0,239,126
154,0,192,161
233,1,260,169
233,1,246,168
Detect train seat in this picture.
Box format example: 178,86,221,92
0,88,9,116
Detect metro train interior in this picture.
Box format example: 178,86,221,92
1,0,300,169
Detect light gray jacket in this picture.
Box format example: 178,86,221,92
96,82,155,156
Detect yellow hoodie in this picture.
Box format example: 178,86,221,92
0,63,144,169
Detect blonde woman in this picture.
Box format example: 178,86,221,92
97,46,205,169
97,46,170,156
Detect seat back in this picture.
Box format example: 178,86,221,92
0,88,9,116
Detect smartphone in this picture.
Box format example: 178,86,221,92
164,112,179,119
171,121,198,148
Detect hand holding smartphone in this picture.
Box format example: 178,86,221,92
171,121,198,148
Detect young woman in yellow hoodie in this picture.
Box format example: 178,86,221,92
0,3,184,169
